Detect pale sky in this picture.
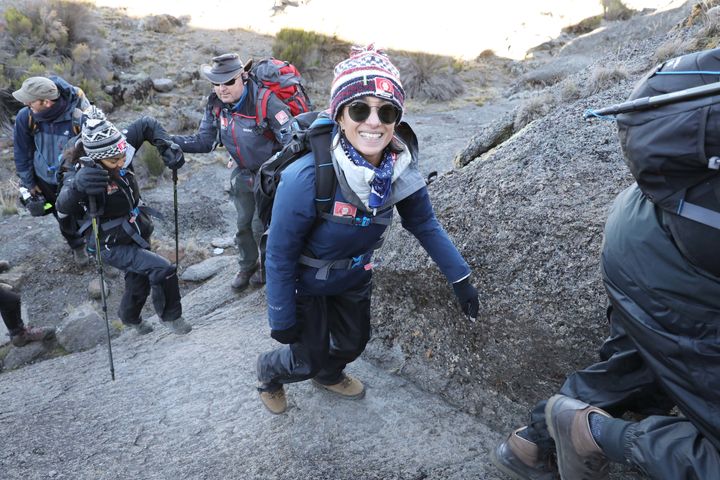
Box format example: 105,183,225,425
92,0,685,59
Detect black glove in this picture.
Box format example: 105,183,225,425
452,277,479,322
161,142,185,170
270,323,302,344
74,166,109,195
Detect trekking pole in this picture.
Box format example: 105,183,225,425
80,157,115,381
584,80,720,119
172,168,179,268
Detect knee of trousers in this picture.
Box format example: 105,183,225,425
147,264,177,286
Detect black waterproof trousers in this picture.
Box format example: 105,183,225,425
257,281,372,387
36,177,84,250
0,287,22,336
524,185,720,479
100,243,182,325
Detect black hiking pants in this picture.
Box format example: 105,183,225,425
257,281,372,387
524,302,720,479
0,287,23,335
36,177,85,250
100,243,182,325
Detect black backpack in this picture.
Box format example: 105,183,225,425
615,48,720,229
253,111,335,230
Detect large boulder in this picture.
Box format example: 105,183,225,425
370,80,636,428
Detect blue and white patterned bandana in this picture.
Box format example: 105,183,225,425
339,132,395,209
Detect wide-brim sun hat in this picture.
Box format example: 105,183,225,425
200,53,245,84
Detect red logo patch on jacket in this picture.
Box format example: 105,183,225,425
333,201,357,217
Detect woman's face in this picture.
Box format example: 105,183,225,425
213,73,245,104
99,153,125,171
337,96,399,166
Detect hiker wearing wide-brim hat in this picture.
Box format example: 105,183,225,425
171,52,295,292
56,108,191,337
12,75,92,266
254,44,480,415
200,53,248,84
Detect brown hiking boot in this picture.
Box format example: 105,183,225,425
231,266,257,290
312,374,365,399
11,325,56,347
545,395,610,480
491,427,559,480
258,384,287,414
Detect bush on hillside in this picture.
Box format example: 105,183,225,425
0,0,112,125
398,52,465,102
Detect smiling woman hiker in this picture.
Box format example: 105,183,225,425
255,45,480,414
56,108,190,336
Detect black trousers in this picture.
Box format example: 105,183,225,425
257,280,372,386
36,177,84,250
100,243,182,325
0,287,22,335
525,303,720,479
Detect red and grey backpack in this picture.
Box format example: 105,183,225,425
247,57,312,122
210,57,312,144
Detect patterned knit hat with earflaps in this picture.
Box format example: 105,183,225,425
329,44,405,123
81,107,128,161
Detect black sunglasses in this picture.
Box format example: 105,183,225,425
347,101,400,124
212,76,240,87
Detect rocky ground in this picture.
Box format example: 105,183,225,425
0,0,698,479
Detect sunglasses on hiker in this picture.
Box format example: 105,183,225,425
347,101,401,125
212,76,240,87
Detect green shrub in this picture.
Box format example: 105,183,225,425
398,52,465,102
273,28,334,71
138,142,165,177
0,0,111,117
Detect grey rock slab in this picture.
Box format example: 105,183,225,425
57,303,121,353
179,255,235,282
0,292,506,480
2,340,49,371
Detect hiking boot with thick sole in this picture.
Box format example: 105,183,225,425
11,325,56,347
258,384,287,414
72,246,90,267
491,427,559,480
163,317,192,335
231,266,257,291
126,320,153,335
545,395,610,480
312,374,365,399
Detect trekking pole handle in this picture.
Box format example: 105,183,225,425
79,156,99,216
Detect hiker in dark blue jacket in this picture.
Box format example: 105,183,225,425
255,45,480,415
12,76,91,266
56,109,191,336
171,53,295,291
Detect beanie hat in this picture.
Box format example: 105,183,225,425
329,44,405,123
81,109,128,161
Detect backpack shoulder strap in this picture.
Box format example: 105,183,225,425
71,107,84,135
306,119,336,216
